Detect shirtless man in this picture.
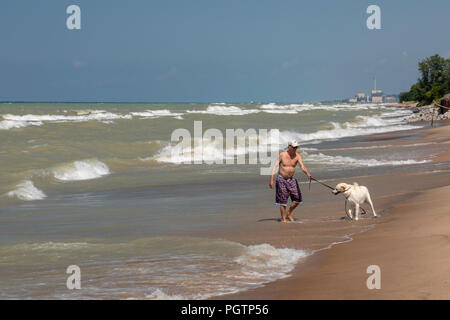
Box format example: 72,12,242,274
269,140,312,222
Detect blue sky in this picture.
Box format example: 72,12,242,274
1,0,449,102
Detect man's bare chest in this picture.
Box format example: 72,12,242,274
280,156,298,167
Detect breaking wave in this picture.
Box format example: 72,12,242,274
0,103,411,131
151,136,263,164
186,105,260,116
130,109,183,119
2,110,131,123
259,102,390,114
6,180,46,201
278,110,420,144
150,109,422,164
0,119,43,130
143,242,309,300
0,108,181,129
151,137,430,167
304,152,431,167
51,159,110,181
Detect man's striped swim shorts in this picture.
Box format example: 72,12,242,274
275,175,303,206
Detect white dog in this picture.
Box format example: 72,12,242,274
332,182,377,220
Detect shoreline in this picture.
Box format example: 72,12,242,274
214,119,450,300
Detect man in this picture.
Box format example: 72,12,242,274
269,140,312,222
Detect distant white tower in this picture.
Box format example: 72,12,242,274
371,76,383,103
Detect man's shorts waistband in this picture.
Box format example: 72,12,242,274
277,175,295,180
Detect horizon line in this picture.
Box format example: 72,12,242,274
0,98,359,104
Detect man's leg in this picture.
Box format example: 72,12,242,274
286,202,299,221
279,205,288,223
275,176,289,222
285,178,302,222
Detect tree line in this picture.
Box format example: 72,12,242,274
400,54,450,105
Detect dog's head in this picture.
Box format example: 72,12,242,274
332,183,350,195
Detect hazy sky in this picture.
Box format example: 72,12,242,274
1,0,449,102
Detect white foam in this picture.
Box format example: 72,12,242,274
152,135,264,164
304,152,431,167
259,102,390,113
145,289,185,300
2,111,131,123
0,237,308,300
130,109,184,119
321,141,437,152
7,180,46,201
152,134,431,167
0,108,187,130
278,119,420,144
234,244,308,279
260,103,311,114
153,140,234,164
26,242,91,251
52,159,110,181
0,119,43,130
262,109,299,114
142,243,308,300
0,111,132,130
186,105,260,116
152,110,422,164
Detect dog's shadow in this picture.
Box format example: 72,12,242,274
339,209,386,221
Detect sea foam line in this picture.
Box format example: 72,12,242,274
304,152,431,167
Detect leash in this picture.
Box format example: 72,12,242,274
309,177,335,191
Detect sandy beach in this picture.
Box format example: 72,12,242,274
217,119,450,300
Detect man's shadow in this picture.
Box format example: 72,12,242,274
257,218,302,222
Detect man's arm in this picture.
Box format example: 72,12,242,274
297,153,312,179
269,152,282,188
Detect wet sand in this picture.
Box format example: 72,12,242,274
215,120,450,300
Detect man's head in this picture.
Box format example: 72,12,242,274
287,140,300,153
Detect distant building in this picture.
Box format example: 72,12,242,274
385,96,398,103
348,77,386,103
356,93,366,102
349,93,368,103
371,76,383,103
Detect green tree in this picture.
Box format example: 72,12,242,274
443,59,450,90
400,54,450,104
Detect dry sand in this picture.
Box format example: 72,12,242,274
217,120,450,300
